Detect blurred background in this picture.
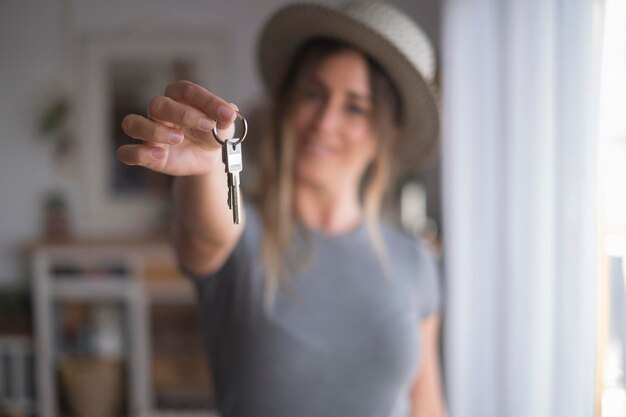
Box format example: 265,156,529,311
0,0,624,417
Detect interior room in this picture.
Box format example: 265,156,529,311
0,0,624,416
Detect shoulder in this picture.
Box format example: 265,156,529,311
382,224,441,313
380,222,431,263
179,199,263,283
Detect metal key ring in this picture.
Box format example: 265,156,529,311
211,111,248,146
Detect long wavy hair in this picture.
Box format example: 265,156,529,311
251,38,403,309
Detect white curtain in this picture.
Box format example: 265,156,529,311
441,0,603,416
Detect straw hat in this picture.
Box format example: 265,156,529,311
257,1,440,173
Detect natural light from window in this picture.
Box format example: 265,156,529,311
599,0,626,415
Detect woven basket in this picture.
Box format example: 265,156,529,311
59,357,123,417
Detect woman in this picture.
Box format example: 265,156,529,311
117,2,445,416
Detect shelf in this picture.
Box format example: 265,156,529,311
151,411,218,417
32,241,217,417
146,281,196,304
50,279,137,300
51,278,194,303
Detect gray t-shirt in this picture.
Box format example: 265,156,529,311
183,203,441,417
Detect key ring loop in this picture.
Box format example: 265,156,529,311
212,111,248,146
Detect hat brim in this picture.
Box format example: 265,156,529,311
257,3,440,173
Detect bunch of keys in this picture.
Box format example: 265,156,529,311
212,112,248,224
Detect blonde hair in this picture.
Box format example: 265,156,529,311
251,38,403,310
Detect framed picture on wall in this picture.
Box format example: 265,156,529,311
74,28,232,237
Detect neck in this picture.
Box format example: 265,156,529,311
295,181,362,234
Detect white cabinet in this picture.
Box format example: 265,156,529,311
31,241,216,417
0,336,34,416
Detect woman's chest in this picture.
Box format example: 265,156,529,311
238,243,423,388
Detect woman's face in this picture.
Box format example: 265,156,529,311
287,50,378,194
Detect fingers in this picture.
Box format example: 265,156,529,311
122,114,185,145
165,80,238,130
116,143,168,168
147,95,215,132
117,81,240,176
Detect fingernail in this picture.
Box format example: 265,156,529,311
169,132,184,144
198,117,212,130
151,148,165,159
217,105,235,121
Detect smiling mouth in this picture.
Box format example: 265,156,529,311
301,140,337,157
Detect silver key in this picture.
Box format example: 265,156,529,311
222,138,243,224
212,111,248,225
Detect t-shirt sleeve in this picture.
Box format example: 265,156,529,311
414,241,443,320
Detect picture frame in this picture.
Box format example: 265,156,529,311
73,28,231,238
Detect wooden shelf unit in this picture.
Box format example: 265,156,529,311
31,240,216,417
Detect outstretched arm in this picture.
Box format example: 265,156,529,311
117,80,243,276
411,314,447,417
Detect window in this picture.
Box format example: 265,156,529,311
598,0,626,415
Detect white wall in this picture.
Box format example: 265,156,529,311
0,2,62,285
0,0,440,284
